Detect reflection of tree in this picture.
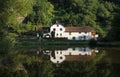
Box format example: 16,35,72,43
92,51,106,64
0,48,115,77
54,51,113,77
0,53,54,77
24,61,54,77
0,54,29,77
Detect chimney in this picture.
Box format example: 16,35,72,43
56,20,60,24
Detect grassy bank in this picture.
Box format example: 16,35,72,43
16,40,120,47
16,40,89,47
97,42,120,47
16,41,41,47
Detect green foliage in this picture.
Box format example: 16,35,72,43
14,70,28,77
0,66,28,77
0,0,34,28
27,0,54,26
0,33,15,53
0,66,13,77
0,0,119,40
16,23,35,33
55,61,112,77
49,0,116,37
16,54,40,64
0,0,35,54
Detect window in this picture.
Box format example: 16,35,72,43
57,24,59,27
56,33,58,36
84,36,86,40
57,61,59,63
79,32,81,34
60,28,62,31
60,52,62,54
60,33,62,36
60,57,63,59
72,37,75,40
53,28,56,31
72,48,75,51
53,57,56,59
85,32,87,34
69,32,71,35
79,36,82,39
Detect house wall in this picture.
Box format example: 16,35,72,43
50,24,66,38
62,32,92,40
50,24,98,40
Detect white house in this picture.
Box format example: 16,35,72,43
43,47,99,64
50,23,98,40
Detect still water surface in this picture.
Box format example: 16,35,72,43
41,47,99,64
0,46,120,77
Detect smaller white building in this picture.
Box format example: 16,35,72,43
50,23,98,40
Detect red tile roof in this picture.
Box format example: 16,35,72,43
65,26,94,32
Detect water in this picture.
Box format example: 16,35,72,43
41,47,99,64
0,46,120,77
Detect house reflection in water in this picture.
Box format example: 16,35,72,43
43,47,99,64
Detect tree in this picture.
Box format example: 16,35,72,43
27,0,54,27
49,0,116,37
107,8,120,41
0,0,34,53
24,61,54,77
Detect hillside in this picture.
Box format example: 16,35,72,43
0,0,120,44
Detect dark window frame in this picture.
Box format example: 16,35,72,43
53,28,56,31
60,28,62,31
60,33,62,36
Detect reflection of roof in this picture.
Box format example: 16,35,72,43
65,26,93,32
43,48,99,64
66,55,92,61
65,50,96,61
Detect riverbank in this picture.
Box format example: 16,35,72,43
16,40,89,47
97,41,120,47
16,40,120,47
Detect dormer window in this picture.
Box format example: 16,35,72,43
57,24,59,27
